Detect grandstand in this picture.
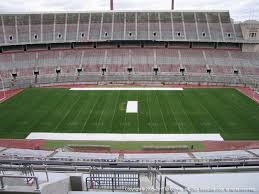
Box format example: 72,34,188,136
0,0,259,193
0,10,258,88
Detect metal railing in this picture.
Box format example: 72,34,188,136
164,176,191,194
0,175,40,191
86,171,140,192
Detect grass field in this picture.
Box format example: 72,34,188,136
43,140,203,150
0,88,259,140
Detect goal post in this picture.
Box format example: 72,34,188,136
0,75,6,102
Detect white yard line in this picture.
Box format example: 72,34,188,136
110,91,120,130
195,93,224,133
96,99,106,130
26,133,224,141
54,96,81,131
146,94,154,133
166,93,183,133
70,88,184,91
81,95,100,132
137,91,140,133
179,93,197,132
155,92,168,133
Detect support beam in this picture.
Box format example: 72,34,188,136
171,0,174,10
110,0,114,10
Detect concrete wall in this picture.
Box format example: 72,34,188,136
240,22,259,41
70,176,82,191
242,43,259,52
40,177,71,194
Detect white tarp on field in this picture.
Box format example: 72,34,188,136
70,87,183,91
26,133,224,141
126,101,138,113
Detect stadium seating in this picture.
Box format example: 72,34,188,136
0,148,53,158
0,47,259,88
0,11,245,46
249,149,259,157
123,153,191,161
192,150,253,160
0,147,258,162
52,151,119,161
0,11,258,88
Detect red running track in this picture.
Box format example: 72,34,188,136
0,89,23,103
0,139,45,149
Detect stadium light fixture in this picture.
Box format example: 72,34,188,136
110,0,114,10
172,0,174,10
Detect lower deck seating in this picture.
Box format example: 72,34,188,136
0,48,259,87
211,65,233,75
185,64,207,74
239,67,259,76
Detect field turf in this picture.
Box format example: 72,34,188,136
0,88,259,140
43,140,203,150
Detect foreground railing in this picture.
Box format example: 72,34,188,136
0,175,40,191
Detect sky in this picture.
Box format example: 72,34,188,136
0,0,258,21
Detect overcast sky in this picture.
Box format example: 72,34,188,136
0,0,258,21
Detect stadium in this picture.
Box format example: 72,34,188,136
0,0,259,193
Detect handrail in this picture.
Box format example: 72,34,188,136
164,176,191,194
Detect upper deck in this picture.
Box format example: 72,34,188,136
0,10,252,46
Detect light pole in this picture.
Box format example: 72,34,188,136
110,0,114,10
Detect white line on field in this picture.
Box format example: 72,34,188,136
70,87,184,91
122,92,128,133
165,92,183,133
96,97,106,130
54,95,81,131
146,93,154,133
195,92,224,133
110,91,120,130
81,95,100,132
155,92,168,133
137,91,140,133
179,93,197,132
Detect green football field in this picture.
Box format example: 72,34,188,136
0,88,259,140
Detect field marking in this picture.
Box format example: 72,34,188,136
126,101,138,113
195,92,224,133
70,87,184,91
146,93,154,133
122,92,128,133
165,93,183,133
155,92,168,133
73,95,94,129
137,91,140,133
110,91,120,131
53,95,81,131
96,96,107,130
178,93,197,132
26,133,224,141
81,95,101,133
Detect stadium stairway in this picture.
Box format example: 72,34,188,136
140,174,153,194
